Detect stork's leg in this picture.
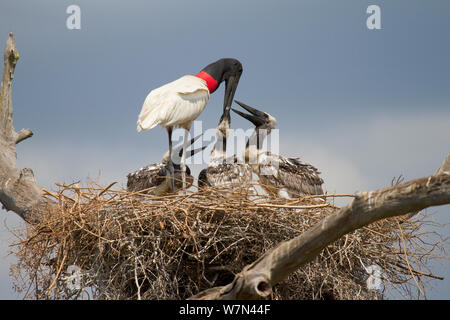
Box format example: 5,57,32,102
167,127,175,192
181,129,189,192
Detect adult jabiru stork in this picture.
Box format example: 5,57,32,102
232,100,325,199
127,134,206,195
137,58,243,191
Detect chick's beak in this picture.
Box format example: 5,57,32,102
232,100,267,127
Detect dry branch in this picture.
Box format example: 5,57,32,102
0,32,52,223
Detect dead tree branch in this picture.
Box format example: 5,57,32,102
0,32,51,223
436,153,450,175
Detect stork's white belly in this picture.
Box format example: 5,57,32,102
137,75,210,131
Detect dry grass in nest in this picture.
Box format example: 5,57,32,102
7,181,448,300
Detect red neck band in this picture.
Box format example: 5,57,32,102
195,71,218,93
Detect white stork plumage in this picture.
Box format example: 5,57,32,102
232,100,325,199
137,58,243,191
127,134,206,195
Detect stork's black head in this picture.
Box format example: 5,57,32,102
232,100,277,152
199,58,243,127
232,100,277,132
201,58,243,91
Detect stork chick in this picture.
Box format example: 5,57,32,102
127,134,206,195
232,100,325,198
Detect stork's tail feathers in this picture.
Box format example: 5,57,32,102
137,118,159,132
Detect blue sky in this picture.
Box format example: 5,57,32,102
0,0,449,299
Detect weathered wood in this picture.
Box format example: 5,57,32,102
436,153,450,175
0,32,50,223
0,32,18,136
189,166,450,300
15,128,33,144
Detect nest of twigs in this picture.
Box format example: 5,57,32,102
8,181,447,300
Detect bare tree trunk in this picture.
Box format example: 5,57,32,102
189,158,450,300
0,32,51,223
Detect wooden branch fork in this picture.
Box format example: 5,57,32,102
1,32,449,300
0,32,52,223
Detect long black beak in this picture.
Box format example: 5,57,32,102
187,145,207,158
220,74,241,125
172,133,205,161
232,100,267,127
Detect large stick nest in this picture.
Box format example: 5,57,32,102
7,182,447,300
